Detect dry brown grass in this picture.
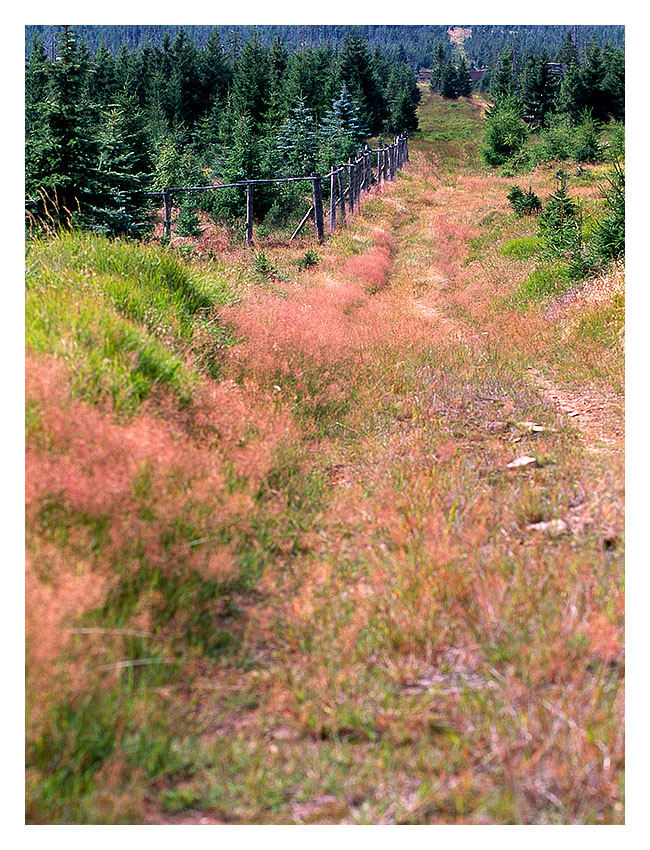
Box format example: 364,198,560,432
26,96,624,825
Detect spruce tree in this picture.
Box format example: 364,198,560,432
90,90,153,235
318,84,366,169
232,31,271,132
522,49,557,127
200,29,232,115
338,30,386,134
275,97,320,176
89,42,118,106
556,29,578,67
41,27,101,219
171,27,204,126
25,33,51,198
603,45,625,122
456,57,473,98
491,46,518,105
579,38,609,122
440,61,459,99
430,40,448,93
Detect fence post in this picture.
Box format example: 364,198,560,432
353,159,360,210
383,147,389,182
245,182,254,246
348,159,355,215
163,187,172,239
337,169,346,224
329,170,337,234
311,173,325,243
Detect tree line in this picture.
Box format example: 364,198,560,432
25,24,624,74
479,32,624,171
428,29,624,120
25,26,421,237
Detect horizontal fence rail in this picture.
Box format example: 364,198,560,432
145,132,409,245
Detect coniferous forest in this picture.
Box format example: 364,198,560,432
25,26,421,237
25,25,624,240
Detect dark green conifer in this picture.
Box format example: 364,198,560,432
440,61,459,99
456,57,473,98
338,30,386,134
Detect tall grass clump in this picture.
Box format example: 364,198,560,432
25,231,239,410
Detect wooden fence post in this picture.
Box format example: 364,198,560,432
348,159,355,215
163,187,172,239
245,182,254,246
330,170,337,234
354,159,360,210
311,173,325,243
338,169,346,224
383,147,389,182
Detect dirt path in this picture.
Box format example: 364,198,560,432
527,368,624,456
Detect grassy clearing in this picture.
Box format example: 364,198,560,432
26,93,623,824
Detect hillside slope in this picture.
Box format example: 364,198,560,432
25,92,624,824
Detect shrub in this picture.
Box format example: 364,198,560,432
298,250,320,270
481,105,528,167
538,171,579,256
507,185,542,216
573,112,601,163
175,197,202,237
253,250,274,277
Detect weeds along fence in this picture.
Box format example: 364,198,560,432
147,133,409,245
